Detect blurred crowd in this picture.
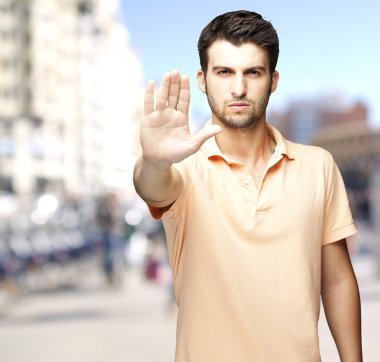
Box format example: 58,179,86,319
0,191,168,295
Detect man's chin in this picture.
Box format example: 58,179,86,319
221,116,259,130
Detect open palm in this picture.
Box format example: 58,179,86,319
140,70,221,169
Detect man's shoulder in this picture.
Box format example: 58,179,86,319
285,139,333,164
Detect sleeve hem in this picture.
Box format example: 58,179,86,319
322,222,357,245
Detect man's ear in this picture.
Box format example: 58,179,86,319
197,69,206,94
271,70,279,93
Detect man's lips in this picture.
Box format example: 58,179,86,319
228,102,251,108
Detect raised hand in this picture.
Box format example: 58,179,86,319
140,70,221,169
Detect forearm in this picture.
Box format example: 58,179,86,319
133,156,183,206
321,274,362,361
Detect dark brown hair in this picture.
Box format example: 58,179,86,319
197,10,279,74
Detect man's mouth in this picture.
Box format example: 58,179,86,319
228,102,251,109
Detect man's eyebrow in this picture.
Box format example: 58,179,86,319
247,66,266,72
212,65,267,72
212,66,232,71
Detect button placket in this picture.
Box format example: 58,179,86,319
235,167,257,211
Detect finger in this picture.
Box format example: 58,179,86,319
144,79,155,115
177,75,190,114
192,125,222,150
156,72,170,111
167,70,181,109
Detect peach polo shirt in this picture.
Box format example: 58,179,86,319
148,124,357,362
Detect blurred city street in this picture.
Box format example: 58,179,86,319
0,230,379,362
0,258,177,362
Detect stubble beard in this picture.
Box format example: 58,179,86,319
205,83,272,130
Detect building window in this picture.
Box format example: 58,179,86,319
0,29,17,41
35,177,48,194
77,1,93,15
0,137,14,157
24,30,30,46
0,88,17,100
0,122,14,157
0,176,14,193
0,59,11,70
0,1,16,13
23,7,30,20
30,126,44,159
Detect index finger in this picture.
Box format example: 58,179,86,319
144,79,155,115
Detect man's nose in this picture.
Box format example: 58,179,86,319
231,74,246,98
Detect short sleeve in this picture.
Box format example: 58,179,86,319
322,155,357,245
147,161,191,220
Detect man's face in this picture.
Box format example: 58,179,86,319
197,40,279,129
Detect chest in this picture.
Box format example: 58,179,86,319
196,158,326,238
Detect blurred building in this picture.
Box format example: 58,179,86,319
0,0,143,205
270,95,368,145
311,123,380,172
311,121,380,221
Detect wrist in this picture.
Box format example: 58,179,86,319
141,155,173,171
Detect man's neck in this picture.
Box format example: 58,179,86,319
212,117,275,167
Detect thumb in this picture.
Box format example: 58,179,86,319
192,124,222,150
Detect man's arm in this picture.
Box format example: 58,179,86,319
321,238,363,362
133,157,183,207
133,70,221,207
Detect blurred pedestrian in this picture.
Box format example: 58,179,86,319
96,192,126,285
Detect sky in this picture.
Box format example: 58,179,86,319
121,0,380,128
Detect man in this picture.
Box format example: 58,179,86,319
134,10,362,362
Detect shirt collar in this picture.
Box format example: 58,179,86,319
201,122,295,164
268,124,295,160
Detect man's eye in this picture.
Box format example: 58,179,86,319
248,69,259,75
218,69,230,75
